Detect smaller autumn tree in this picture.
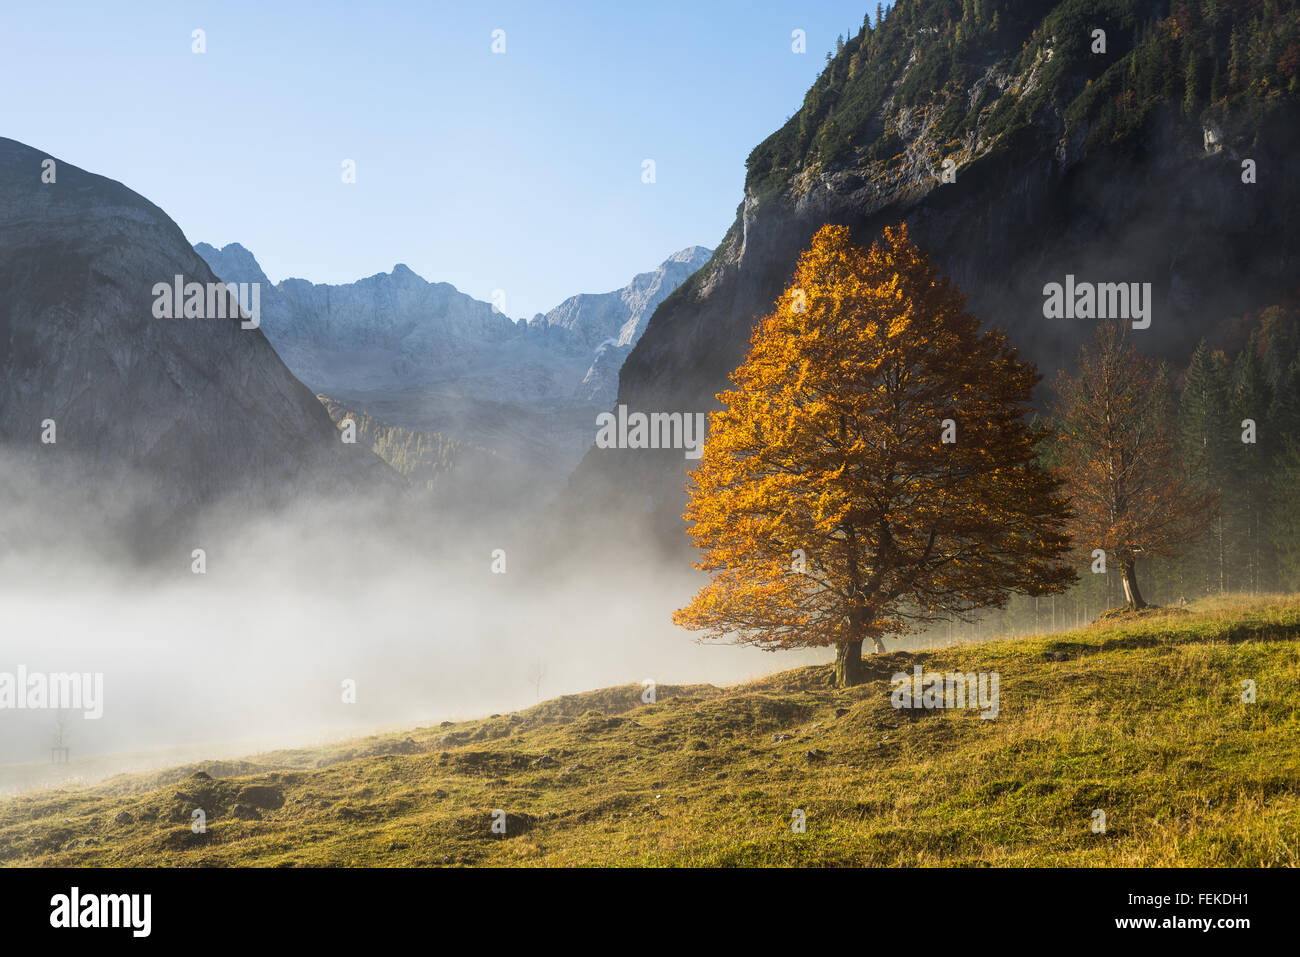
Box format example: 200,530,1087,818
672,224,1075,686
1053,321,1216,609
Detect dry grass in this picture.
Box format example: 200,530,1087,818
1,595,1296,867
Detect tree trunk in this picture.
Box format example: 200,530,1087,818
1120,559,1147,610
833,638,866,687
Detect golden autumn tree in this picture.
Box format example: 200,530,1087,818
673,224,1075,686
1053,321,1216,610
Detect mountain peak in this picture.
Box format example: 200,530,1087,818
389,262,426,283
662,245,713,269
194,241,270,286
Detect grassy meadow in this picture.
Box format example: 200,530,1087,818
1,595,1296,867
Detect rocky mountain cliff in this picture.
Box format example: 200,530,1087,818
0,137,388,552
553,0,1300,553
531,245,712,405
195,241,711,503
195,243,710,409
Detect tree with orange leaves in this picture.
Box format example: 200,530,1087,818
1053,321,1216,610
672,224,1075,686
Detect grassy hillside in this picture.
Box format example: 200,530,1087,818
2,596,1297,867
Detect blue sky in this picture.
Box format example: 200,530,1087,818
2,1,875,318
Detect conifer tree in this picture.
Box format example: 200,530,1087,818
1227,335,1273,591
1179,340,1233,594
1272,440,1300,590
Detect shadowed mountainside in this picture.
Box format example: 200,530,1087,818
0,137,392,552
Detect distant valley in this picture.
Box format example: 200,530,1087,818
195,242,712,507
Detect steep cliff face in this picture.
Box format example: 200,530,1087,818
557,0,1300,548
0,138,388,549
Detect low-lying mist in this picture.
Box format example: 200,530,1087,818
0,457,829,794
